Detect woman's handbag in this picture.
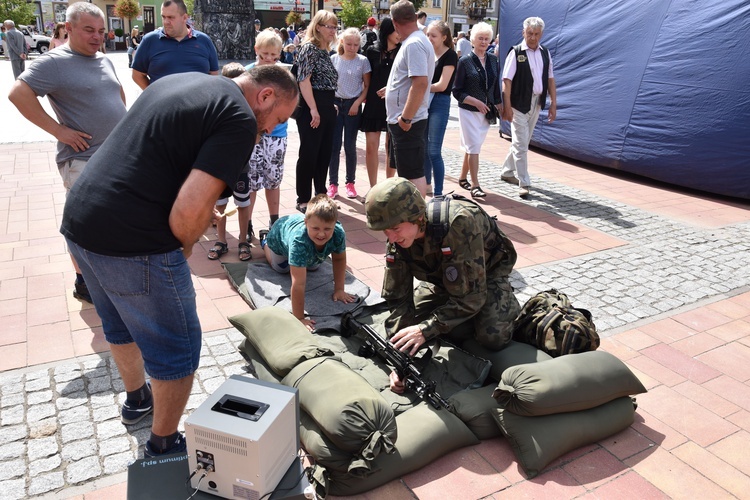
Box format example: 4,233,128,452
485,104,500,125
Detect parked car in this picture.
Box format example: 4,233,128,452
19,25,51,53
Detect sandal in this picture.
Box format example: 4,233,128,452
458,178,471,190
296,203,307,214
207,242,228,260
471,186,487,198
238,242,252,261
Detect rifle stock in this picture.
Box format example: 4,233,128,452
341,313,451,410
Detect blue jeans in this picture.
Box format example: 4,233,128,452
328,97,361,186
424,93,451,195
67,240,201,381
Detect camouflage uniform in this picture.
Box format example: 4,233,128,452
366,179,521,351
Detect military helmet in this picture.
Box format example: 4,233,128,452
365,178,426,230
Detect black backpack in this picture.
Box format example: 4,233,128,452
511,289,600,357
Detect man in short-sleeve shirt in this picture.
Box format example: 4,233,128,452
60,67,298,458
8,3,126,303
385,0,434,196
131,0,219,89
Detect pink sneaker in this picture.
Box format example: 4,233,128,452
345,182,357,199
327,184,338,198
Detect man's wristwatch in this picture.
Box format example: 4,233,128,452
399,115,412,124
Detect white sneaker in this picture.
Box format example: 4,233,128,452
501,175,519,185
519,186,530,197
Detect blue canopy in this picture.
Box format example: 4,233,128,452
498,0,750,199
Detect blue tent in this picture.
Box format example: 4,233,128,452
498,0,750,199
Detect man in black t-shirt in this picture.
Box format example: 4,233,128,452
60,66,298,458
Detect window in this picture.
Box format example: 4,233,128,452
432,0,442,7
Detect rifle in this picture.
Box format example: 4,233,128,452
340,313,451,410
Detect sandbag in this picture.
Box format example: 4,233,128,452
491,397,636,478
230,307,332,377
323,403,479,496
282,357,397,461
299,410,372,477
492,351,646,416
462,339,553,382
237,338,281,383
449,384,502,439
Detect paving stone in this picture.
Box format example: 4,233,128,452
0,442,24,461
0,478,25,500
56,392,88,411
27,389,53,405
197,366,222,381
61,421,95,443
202,377,226,394
25,377,51,392
93,405,120,423
28,471,65,496
27,436,59,461
26,369,49,381
99,436,131,457
57,378,85,396
0,374,23,390
0,425,27,444
0,393,23,408
209,342,236,356
90,392,116,408
61,438,97,461
216,352,243,365
58,405,91,425
65,455,102,484
199,355,218,367
29,419,58,438
103,450,137,475
96,419,127,440
87,376,112,394
223,364,248,377
0,459,25,480
1,406,24,426
28,454,61,476
185,393,209,411
204,335,228,346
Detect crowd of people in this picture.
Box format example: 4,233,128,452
6,0,556,459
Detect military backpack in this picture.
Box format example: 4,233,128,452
511,289,600,357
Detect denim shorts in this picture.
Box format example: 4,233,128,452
67,240,201,381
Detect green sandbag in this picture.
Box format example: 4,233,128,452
462,339,552,382
230,307,332,377
282,357,397,462
237,338,281,383
326,403,479,496
449,384,502,440
299,410,372,477
492,350,647,416
491,396,636,478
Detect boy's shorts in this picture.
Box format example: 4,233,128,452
249,136,287,191
216,168,251,207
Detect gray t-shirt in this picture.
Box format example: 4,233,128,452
331,53,371,99
456,37,472,57
19,46,126,164
385,30,434,124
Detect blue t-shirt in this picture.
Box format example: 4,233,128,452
132,27,219,83
245,61,288,137
267,214,346,268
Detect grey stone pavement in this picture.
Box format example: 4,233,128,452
1,52,749,499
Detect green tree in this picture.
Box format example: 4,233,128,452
408,0,426,11
338,0,370,30
0,0,35,26
114,0,140,33
185,0,194,16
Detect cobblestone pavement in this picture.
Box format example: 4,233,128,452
1,147,747,499
443,150,750,332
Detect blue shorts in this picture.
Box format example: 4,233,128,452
67,240,201,381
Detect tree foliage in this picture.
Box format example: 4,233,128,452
338,0,370,30
185,0,194,16
0,0,35,26
407,0,426,11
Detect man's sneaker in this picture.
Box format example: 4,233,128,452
501,175,519,185
144,432,187,458
345,182,357,198
73,281,93,304
327,184,338,198
246,221,255,243
121,386,154,425
259,229,269,249
519,186,531,197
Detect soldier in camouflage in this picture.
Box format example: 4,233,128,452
365,177,521,359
